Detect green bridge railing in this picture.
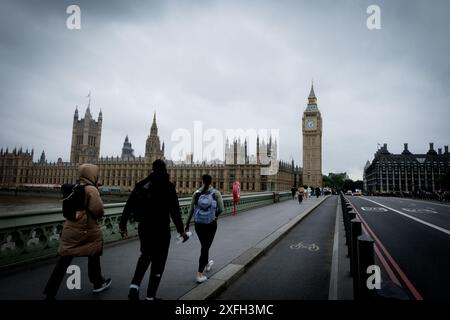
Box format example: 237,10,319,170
0,191,291,270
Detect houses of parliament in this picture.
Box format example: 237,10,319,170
0,86,326,195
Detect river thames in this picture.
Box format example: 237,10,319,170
0,193,128,215
0,194,61,215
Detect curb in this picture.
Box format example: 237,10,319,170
179,195,331,300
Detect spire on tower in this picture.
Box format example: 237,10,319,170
309,81,316,98
74,106,79,120
150,112,158,134
85,91,92,118
87,91,91,108
306,80,318,109
85,107,92,118
39,150,46,163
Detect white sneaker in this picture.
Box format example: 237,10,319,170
205,260,214,273
196,274,208,283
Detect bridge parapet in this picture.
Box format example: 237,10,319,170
0,191,290,269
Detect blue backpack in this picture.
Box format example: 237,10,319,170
194,190,217,224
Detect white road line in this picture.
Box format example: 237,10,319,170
372,197,450,209
361,197,450,236
328,197,340,300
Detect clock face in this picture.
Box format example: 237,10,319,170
307,120,315,129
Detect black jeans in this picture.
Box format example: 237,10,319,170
130,223,171,298
44,255,103,298
195,220,217,273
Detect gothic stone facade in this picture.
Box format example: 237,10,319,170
1,107,301,196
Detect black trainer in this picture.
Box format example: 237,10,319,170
128,287,139,301
93,278,112,294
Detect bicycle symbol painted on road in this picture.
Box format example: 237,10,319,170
289,242,320,252
361,207,388,212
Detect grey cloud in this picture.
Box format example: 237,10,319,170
0,0,449,180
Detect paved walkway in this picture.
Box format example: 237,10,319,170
0,196,326,300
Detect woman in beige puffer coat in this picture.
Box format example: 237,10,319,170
43,164,111,299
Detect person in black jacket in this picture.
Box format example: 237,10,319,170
291,185,297,200
119,159,187,300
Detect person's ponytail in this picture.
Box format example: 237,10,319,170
201,174,212,193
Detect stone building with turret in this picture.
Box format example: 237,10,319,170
121,136,135,161
0,95,302,195
145,113,164,163
364,143,450,194
70,94,102,164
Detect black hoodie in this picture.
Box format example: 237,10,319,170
120,172,184,234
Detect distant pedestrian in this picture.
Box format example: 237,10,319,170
119,159,187,300
185,174,224,283
232,180,241,215
291,185,297,200
315,187,321,198
298,186,304,204
44,164,111,300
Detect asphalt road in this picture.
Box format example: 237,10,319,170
346,196,450,300
216,196,337,300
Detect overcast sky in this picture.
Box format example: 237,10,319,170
1,0,449,180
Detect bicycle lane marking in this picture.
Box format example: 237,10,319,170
362,197,450,236
289,242,320,251
346,197,424,300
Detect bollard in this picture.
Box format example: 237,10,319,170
356,234,376,300
342,200,348,219
343,205,353,247
350,218,362,278
346,210,356,257
344,204,353,242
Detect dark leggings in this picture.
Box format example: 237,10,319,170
130,223,171,298
44,255,103,298
195,220,217,273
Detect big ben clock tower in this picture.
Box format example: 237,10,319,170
302,83,323,188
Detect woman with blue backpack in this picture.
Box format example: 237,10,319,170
185,174,224,283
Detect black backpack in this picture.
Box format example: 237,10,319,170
129,181,153,222
61,184,86,221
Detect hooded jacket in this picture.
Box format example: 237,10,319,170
58,164,104,257
120,171,185,235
